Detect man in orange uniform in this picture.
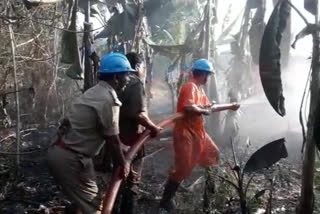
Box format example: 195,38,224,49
159,59,240,211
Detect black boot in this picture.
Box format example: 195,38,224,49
159,180,180,212
119,156,143,214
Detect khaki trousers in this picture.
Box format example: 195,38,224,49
47,145,102,214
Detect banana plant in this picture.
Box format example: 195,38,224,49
219,138,288,214
259,0,290,117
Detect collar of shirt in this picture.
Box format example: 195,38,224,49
98,80,113,90
98,81,122,106
189,78,202,91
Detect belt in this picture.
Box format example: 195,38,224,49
55,137,88,157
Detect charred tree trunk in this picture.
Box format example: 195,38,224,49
299,13,320,214
144,45,153,107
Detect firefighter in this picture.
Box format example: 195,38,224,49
47,53,134,214
117,52,162,213
159,59,240,212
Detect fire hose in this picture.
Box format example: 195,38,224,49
101,113,184,214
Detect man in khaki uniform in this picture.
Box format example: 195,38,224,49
47,53,134,214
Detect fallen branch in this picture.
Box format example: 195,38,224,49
16,30,43,48
0,134,16,144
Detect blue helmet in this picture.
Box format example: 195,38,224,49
192,59,214,73
100,53,135,74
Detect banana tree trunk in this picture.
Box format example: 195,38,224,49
203,1,219,213
273,0,291,67
299,14,320,214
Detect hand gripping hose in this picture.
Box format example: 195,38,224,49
102,113,183,214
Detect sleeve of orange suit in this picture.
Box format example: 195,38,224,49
178,83,197,108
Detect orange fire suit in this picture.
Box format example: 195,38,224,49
169,79,219,182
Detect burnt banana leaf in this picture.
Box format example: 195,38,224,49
305,0,318,15
23,0,39,9
259,1,290,117
143,41,184,59
61,0,83,80
244,138,288,173
95,1,138,40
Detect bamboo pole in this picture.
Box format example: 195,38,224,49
204,2,216,105
8,21,21,168
204,0,211,60
131,0,144,53
204,0,211,99
203,1,219,213
204,0,219,103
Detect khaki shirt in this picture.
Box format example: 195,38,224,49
63,81,121,157
117,74,147,138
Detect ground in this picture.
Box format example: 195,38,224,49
0,76,315,214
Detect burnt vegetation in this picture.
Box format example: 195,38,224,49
0,0,320,213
